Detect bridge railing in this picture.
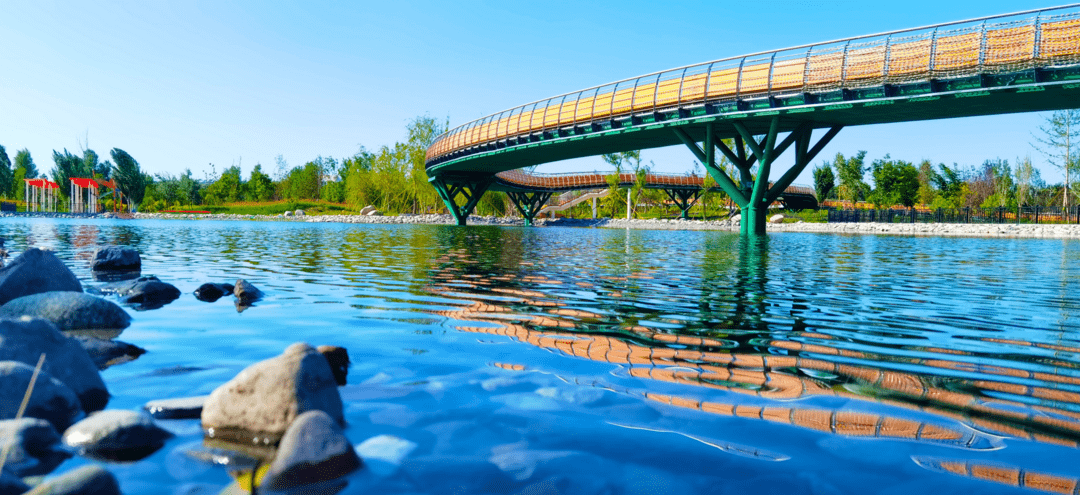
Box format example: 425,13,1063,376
427,4,1080,165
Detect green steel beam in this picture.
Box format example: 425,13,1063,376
663,188,701,219
765,125,842,204
431,176,492,226
674,127,747,207
507,191,552,226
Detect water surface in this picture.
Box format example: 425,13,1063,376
6,218,1080,494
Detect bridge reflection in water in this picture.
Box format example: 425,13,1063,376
424,231,1080,493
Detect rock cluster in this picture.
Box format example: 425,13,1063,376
0,249,82,306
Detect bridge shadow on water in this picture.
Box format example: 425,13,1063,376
425,227,1080,494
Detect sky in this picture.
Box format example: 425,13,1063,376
0,0,1074,186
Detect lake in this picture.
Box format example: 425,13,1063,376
7,217,1080,494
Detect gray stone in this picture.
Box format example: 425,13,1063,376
233,279,261,305
193,283,233,303
201,342,344,445
0,292,131,331
62,409,173,461
0,249,82,306
70,336,145,370
90,246,141,272
0,318,108,413
112,276,181,309
24,465,120,495
317,345,350,386
0,468,29,494
0,361,83,431
769,214,785,224
143,396,207,420
0,418,71,477
263,410,361,490
293,209,305,216
283,211,293,217
365,209,382,216
359,205,376,215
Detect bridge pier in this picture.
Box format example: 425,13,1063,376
664,188,701,219
431,176,492,226
507,191,552,226
675,117,841,236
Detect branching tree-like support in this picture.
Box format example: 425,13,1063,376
431,176,492,226
507,191,552,226
663,188,700,219
675,117,842,236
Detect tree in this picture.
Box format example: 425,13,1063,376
812,163,834,202
51,149,89,200
870,156,920,208
111,148,147,206
12,150,35,198
916,160,937,206
0,145,12,200
202,166,243,205
1032,109,1080,208
832,151,869,207
931,163,968,209
247,164,273,202
1015,155,1038,207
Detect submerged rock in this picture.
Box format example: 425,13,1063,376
0,468,29,494
202,342,343,445
317,345,350,386
233,279,261,305
144,396,207,420
70,336,146,369
193,283,234,303
263,410,361,490
0,418,71,477
0,292,131,331
62,409,174,461
0,249,82,306
112,276,181,310
90,246,141,273
355,434,417,476
23,465,121,495
0,318,109,413
0,361,83,431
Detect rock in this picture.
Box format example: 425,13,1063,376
201,342,344,445
0,468,29,494
262,410,361,490
0,361,83,431
113,276,181,309
0,292,131,331
0,418,71,477
0,318,108,413
317,345,350,386
731,214,741,223
144,396,207,420
233,279,261,305
293,209,305,216
90,246,141,273
365,209,382,216
193,283,234,303
23,465,121,495
769,214,785,224
283,211,293,217
62,409,174,461
359,205,376,215
70,336,145,369
0,249,82,306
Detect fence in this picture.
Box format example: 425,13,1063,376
828,206,1080,224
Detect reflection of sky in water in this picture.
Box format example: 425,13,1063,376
3,217,1080,494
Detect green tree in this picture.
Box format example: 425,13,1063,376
812,163,834,202
870,156,920,208
11,150,35,198
246,164,273,202
1032,109,1080,208
832,151,868,207
0,145,12,200
916,160,937,206
1015,155,1038,207
203,166,243,205
51,149,90,201
931,163,967,208
110,148,147,206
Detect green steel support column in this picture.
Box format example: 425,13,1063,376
765,125,843,204
663,188,700,219
431,175,492,226
507,191,553,226
673,127,747,207
734,117,780,236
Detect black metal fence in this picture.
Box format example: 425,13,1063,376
828,206,1080,224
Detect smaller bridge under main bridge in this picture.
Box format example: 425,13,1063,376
485,170,817,225
426,4,1080,236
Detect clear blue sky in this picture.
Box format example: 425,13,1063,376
0,0,1072,186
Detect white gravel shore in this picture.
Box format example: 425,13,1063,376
121,212,1080,238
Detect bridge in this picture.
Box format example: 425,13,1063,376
425,5,1080,235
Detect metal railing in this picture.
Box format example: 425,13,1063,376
428,4,1080,164
828,206,1080,224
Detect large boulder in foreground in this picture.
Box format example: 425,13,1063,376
0,292,131,331
0,249,82,306
62,409,173,461
24,465,121,495
0,361,83,431
0,418,71,477
263,410,361,490
90,246,141,273
202,342,343,445
0,317,109,413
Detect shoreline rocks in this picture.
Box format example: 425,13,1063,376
0,361,83,431
62,410,174,461
0,418,71,477
0,249,82,306
90,246,141,273
0,292,131,331
262,410,361,490
23,465,121,495
0,318,109,413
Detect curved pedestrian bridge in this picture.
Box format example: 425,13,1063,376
426,5,1080,234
